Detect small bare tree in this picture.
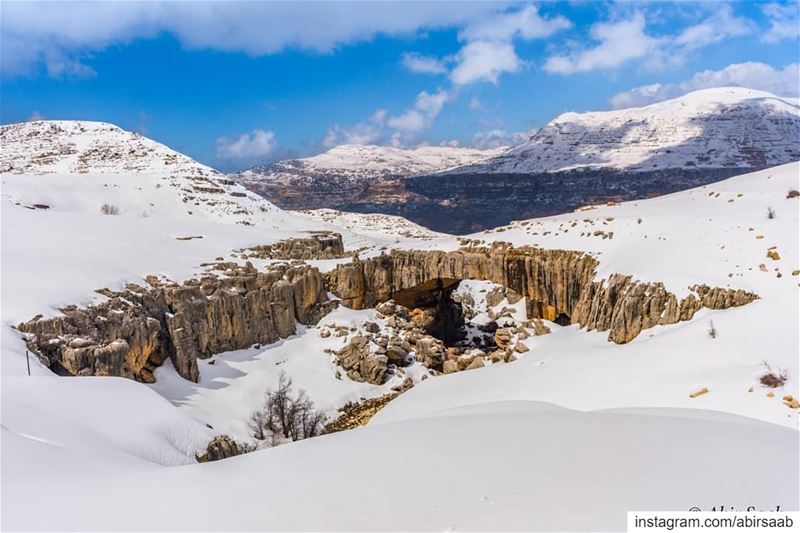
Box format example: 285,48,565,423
767,206,776,219
248,409,270,440
253,371,327,445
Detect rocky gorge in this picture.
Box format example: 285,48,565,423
17,234,758,388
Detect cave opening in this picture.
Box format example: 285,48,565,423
527,300,571,326
391,278,467,346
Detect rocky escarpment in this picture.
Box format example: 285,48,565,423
17,236,758,385
16,235,344,383
326,244,759,345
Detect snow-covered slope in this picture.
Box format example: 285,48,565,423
291,208,448,243
2,119,798,531
0,120,293,227
375,162,800,429
237,143,505,184
450,88,800,174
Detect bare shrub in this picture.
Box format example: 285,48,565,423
250,371,326,444
100,203,120,215
707,320,716,339
787,189,799,199
767,206,776,219
759,362,788,388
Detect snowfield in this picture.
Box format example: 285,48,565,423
1,119,798,531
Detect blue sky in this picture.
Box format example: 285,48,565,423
1,1,798,171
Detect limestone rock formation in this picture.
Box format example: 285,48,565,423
335,335,388,384
18,260,334,383
196,435,242,462
239,232,345,260
325,245,758,345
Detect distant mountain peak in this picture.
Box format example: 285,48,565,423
446,87,800,175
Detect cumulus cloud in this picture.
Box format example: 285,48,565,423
544,13,659,74
1,1,503,77
470,129,528,149
324,89,452,148
450,5,571,86
401,53,447,75
673,6,755,49
216,129,277,162
545,7,756,75
450,40,522,86
609,62,800,109
388,89,451,138
458,4,571,42
761,3,800,43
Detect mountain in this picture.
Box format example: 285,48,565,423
449,87,800,174
0,120,293,228
232,143,504,210
236,88,800,234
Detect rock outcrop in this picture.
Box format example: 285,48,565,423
326,245,758,345
238,232,345,260
196,435,242,462
18,261,333,383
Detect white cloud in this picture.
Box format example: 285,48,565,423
761,3,800,43
323,110,388,148
323,89,451,148
451,40,522,86
609,62,800,109
545,8,756,75
451,5,571,86
216,129,277,161
544,13,659,74
459,4,571,41
388,89,451,141
673,6,755,49
401,53,447,75
471,129,528,149
1,2,503,77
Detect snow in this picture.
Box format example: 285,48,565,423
237,143,505,184
1,118,798,531
3,402,797,531
149,307,410,443
449,88,800,174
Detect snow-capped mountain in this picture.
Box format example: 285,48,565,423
450,87,800,174
232,144,504,210
0,120,293,227
233,88,800,234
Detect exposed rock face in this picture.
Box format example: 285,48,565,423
326,245,758,345
18,237,759,385
335,335,388,384
18,261,333,383
238,232,345,260
196,435,242,463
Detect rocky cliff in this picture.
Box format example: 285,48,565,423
17,237,758,385
326,244,758,344
17,234,344,383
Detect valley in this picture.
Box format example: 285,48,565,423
2,109,799,531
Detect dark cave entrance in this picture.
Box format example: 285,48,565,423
392,278,466,346
527,300,571,326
